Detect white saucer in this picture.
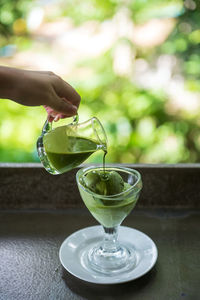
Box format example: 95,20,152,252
59,226,158,284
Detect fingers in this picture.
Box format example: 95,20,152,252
44,96,77,122
44,105,70,122
52,75,81,108
51,96,77,116
31,70,81,109
38,71,81,121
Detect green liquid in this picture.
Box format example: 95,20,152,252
78,151,138,228
46,149,94,173
79,184,138,228
44,126,100,174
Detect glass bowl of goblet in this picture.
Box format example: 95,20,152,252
76,166,142,275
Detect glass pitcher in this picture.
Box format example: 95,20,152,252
37,115,107,175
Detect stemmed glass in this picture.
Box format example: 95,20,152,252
76,166,142,275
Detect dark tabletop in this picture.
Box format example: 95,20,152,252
0,208,199,300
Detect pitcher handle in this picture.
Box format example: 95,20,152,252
72,114,79,125
42,119,52,135
42,114,79,134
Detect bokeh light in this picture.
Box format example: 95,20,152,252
0,0,200,164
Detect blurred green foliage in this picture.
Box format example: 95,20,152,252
0,0,200,164
0,0,31,37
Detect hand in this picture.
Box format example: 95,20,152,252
0,67,81,121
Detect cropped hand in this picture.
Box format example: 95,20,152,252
0,66,81,121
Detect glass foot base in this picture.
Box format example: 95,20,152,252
87,243,136,275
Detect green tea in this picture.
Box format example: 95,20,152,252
79,169,138,227
45,147,95,173
79,185,137,228
43,126,100,173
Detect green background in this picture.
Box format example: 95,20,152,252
0,0,200,164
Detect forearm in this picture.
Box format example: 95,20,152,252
0,65,80,118
0,66,50,106
0,66,21,101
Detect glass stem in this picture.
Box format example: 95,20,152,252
102,226,120,252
